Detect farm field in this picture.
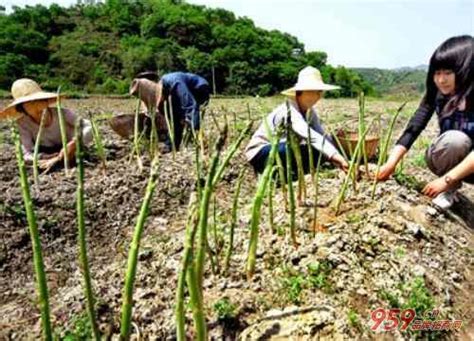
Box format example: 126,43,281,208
0,96,473,340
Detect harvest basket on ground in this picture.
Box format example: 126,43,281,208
335,129,380,160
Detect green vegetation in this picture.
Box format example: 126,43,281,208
379,277,437,337
213,297,237,320
394,171,426,192
57,312,93,340
281,272,306,304
353,67,427,97
120,158,160,340
280,261,334,304
379,277,435,315
347,308,361,329
12,124,52,341
0,0,373,96
394,247,406,259
75,120,100,341
306,261,333,293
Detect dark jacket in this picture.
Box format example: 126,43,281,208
161,72,210,131
396,93,474,149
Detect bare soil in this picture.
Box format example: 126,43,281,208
0,97,472,340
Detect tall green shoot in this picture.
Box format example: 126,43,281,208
56,87,69,175
120,158,160,340
12,123,52,340
75,119,100,340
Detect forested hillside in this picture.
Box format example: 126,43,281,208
0,0,374,96
352,67,427,97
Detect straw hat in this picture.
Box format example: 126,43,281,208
0,79,58,120
129,78,163,111
281,66,340,96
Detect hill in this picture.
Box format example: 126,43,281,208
0,0,373,97
353,67,427,97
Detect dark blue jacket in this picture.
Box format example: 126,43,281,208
161,72,210,131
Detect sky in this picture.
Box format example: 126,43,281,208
2,0,473,69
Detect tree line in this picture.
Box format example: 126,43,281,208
0,0,375,97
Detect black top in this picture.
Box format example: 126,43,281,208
396,94,474,149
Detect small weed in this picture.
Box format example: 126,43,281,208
277,225,285,236
213,297,237,321
394,171,426,192
394,247,406,259
346,213,363,224
378,277,438,338
56,312,92,340
307,261,333,293
379,289,401,308
1,203,27,224
280,261,334,303
318,167,338,179
410,153,426,168
368,237,380,247
347,308,361,329
404,277,435,317
282,274,305,304
280,265,306,304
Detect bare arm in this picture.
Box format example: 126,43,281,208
423,151,474,197
376,145,408,180
446,151,474,181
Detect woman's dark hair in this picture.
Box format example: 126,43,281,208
16,103,28,116
425,35,474,116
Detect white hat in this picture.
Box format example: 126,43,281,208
281,66,340,96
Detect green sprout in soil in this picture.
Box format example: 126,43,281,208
347,308,361,330
213,297,237,321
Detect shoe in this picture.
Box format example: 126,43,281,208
432,189,459,210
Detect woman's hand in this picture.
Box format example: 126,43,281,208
38,156,61,171
331,154,349,172
422,177,449,197
376,162,396,181
376,145,408,181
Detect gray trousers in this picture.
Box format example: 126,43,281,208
425,130,474,184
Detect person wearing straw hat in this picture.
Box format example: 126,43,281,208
112,71,210,153
0,78,93,171
245,66,349,176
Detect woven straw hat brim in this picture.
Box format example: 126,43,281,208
281,83,340,97
0,92,58,120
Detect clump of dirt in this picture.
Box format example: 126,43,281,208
0,98,472,340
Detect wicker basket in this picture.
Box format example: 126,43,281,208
335,130,380,159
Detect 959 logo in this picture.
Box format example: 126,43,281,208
370,308,463,332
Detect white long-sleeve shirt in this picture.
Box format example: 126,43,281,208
245,99,341,161
17,107,93,162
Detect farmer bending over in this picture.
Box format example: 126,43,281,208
245,66,349,178
129,71,210,153
0,78,92,171
377,35,474,209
